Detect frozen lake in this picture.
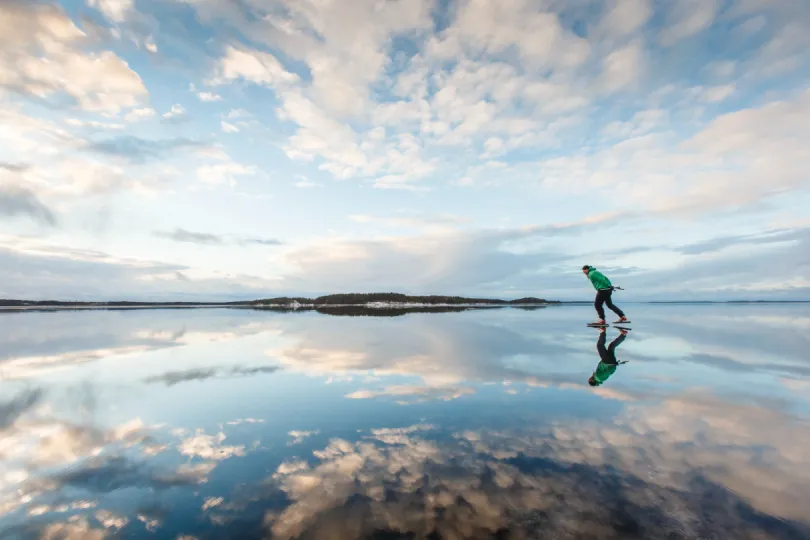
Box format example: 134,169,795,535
1,304,809,539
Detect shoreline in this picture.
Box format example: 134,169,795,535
1,300,807,313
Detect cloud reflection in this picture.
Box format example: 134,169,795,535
263,400,810,539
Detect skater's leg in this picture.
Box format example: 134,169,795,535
594,290,607,321
604,289,625,318
596,331,608,361
607,333,626,358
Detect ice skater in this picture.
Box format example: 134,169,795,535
588,327,629,387
582,265,629,326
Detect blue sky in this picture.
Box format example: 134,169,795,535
0,0,809,301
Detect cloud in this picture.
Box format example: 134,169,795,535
294,179,321,188
87,0,134,23
288,430,319,445
49,455,213,492
154,228,223,245
531,90,810,217
660,0,721,46
124,107,156,122
198,91,222,102
144,364,281,386
346,385,475,404
704,84,735,103
348,213,469,230
267,308,586,396
38,517,106,540
0,309,286,381
210,45,300,88
0,235,282,301
262,406,810,540
202,496,224,511
674,228,805,255
94,509,128,530
0,389,43,430
144,367,219,384
196,161,257,186
0,162,29,173
601,40,643,93
162,104,188,124
0,1,147,112
178,429,245,461
85,135,207,162
227,418,265,426
599,0,652,38
65,118,125,131
0,184,57,225
153,228,282,247
241,237,282,247
272,214,624,294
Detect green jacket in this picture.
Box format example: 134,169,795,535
587,268,612,291
593,361,617,385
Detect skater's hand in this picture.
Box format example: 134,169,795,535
599,327,607,333
618,329,628,336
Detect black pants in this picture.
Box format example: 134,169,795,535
597,331,626,364
595,288,624,320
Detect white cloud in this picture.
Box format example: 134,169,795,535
196,161,256,187
288,430,319,445
0,2,147,113
294,176,321,188
198,91,222,102
95,509,129,529
601,40,643,93
162,104,186,121
346,385,475,404
202,496,224,511
704,84,735,102
124,107,156,122
178,429,245,461
210,45,299,87
40,517,106,540
532,90,810,216
226,109,250,119
441,0,590,69
65,118,125,130
87,0,133,23
660,0,721,46
226,418,265,426
221,121,239,133
599,0,652,38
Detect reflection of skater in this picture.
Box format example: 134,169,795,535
588,327,629,387
582,265,628,326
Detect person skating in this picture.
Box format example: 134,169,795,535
588,327,629,387
582,265,629,326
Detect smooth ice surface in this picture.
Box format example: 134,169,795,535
1,304,810,539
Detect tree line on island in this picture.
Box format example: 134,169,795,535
0,293,558,307
248,293,557,305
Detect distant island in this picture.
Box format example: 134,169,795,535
0,293,560,310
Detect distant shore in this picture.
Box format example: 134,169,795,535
0,293,560,311
1,299,806,312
